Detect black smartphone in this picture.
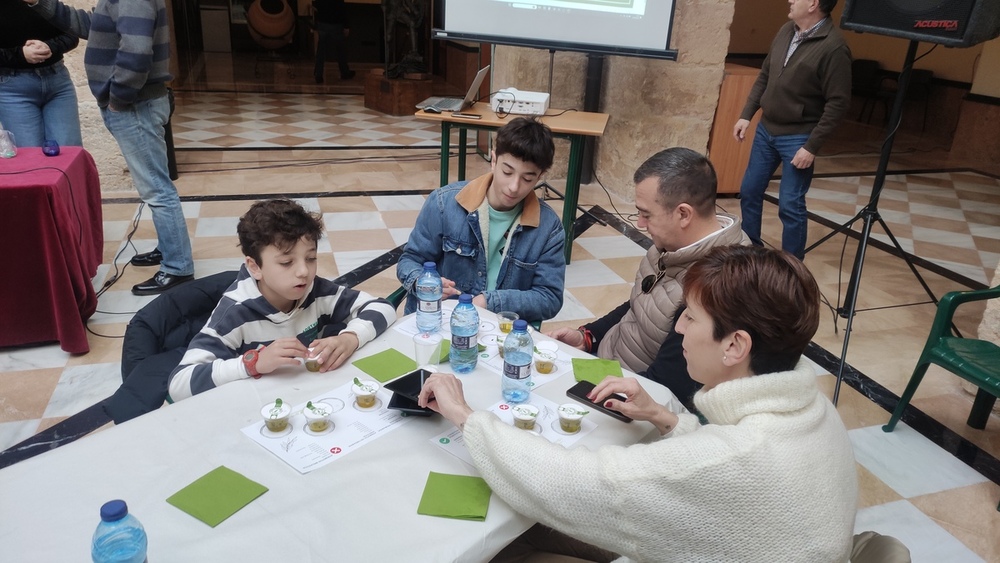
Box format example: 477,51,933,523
384,368,432,402
566,380,633,423
387,392,434,417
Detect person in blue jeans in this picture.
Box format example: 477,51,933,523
27,0,195,295
733,0,851,259
312,0,354,83
0,0,81,147
397,117,566,323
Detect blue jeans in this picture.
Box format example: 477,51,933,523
739,123,814,259
101,97,194,276
0,62,82,147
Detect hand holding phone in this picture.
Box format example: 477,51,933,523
566,380,632,423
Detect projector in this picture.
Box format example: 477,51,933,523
490,88,550,116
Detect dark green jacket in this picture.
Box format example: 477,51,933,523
740,18,852,154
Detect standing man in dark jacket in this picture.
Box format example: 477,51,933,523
313,0,354,83
733,0,851,259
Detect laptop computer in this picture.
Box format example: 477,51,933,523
416,65,491,112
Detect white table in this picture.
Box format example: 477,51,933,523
0,310,683,562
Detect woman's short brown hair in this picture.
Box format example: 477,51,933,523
682,245,820,375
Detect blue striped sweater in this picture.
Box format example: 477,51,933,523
32,0,171,108
168,266,397,401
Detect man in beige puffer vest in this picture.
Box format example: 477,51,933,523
547,148,750,407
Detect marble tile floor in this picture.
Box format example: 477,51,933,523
170,92,454,149
173,51,372,96
801,171,1000,287
172,50,480,98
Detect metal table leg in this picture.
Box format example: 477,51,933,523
561,135,585,263
439,122,452,187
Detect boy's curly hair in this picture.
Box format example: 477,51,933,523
237,199,324,264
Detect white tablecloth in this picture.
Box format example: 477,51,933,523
0,310,684,562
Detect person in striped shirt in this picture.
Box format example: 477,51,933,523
168,199,396,401
25,0,196,295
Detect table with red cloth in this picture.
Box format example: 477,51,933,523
0,147,103,353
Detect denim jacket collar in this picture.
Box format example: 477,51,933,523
454,172,541,228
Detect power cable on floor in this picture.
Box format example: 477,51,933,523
88,203,147,339
591,171,638,229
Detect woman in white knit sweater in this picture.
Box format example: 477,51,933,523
418,245,858,562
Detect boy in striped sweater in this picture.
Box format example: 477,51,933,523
168,199,397,401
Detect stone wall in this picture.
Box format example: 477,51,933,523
61,0,133,193
493,0,735,201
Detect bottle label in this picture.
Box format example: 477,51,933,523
452,334,475,350
418,299,440,313
503,362,531,380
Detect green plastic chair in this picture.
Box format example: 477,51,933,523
387,286,407,309
883,285,1000,434
882,285,1000,512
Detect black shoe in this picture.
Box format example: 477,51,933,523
130,248,162,267
341,70,356,80
131,271,194,296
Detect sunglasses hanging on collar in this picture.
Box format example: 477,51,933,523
641,267,667,294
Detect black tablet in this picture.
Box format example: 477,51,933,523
384,368,432,402
387,392,434,417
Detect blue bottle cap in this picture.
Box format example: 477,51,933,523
512,319,528,331
100,499,128,522
458,293,473,304
423,261,436,270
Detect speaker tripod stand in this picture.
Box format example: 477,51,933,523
804,40,939,405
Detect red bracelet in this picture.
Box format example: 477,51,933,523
578,327,594,353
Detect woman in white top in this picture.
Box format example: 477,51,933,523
418,245,858,562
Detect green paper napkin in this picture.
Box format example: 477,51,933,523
437,340,451,363
417,471,491,521
166,466,267,527
571,357,624,385
352,348,418,382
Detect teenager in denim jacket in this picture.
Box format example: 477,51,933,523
397,117,566,323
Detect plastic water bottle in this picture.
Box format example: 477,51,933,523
502,319,533,403
0,128,16,159
415,261,443,333
449,293,479,373
91,499,147,563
